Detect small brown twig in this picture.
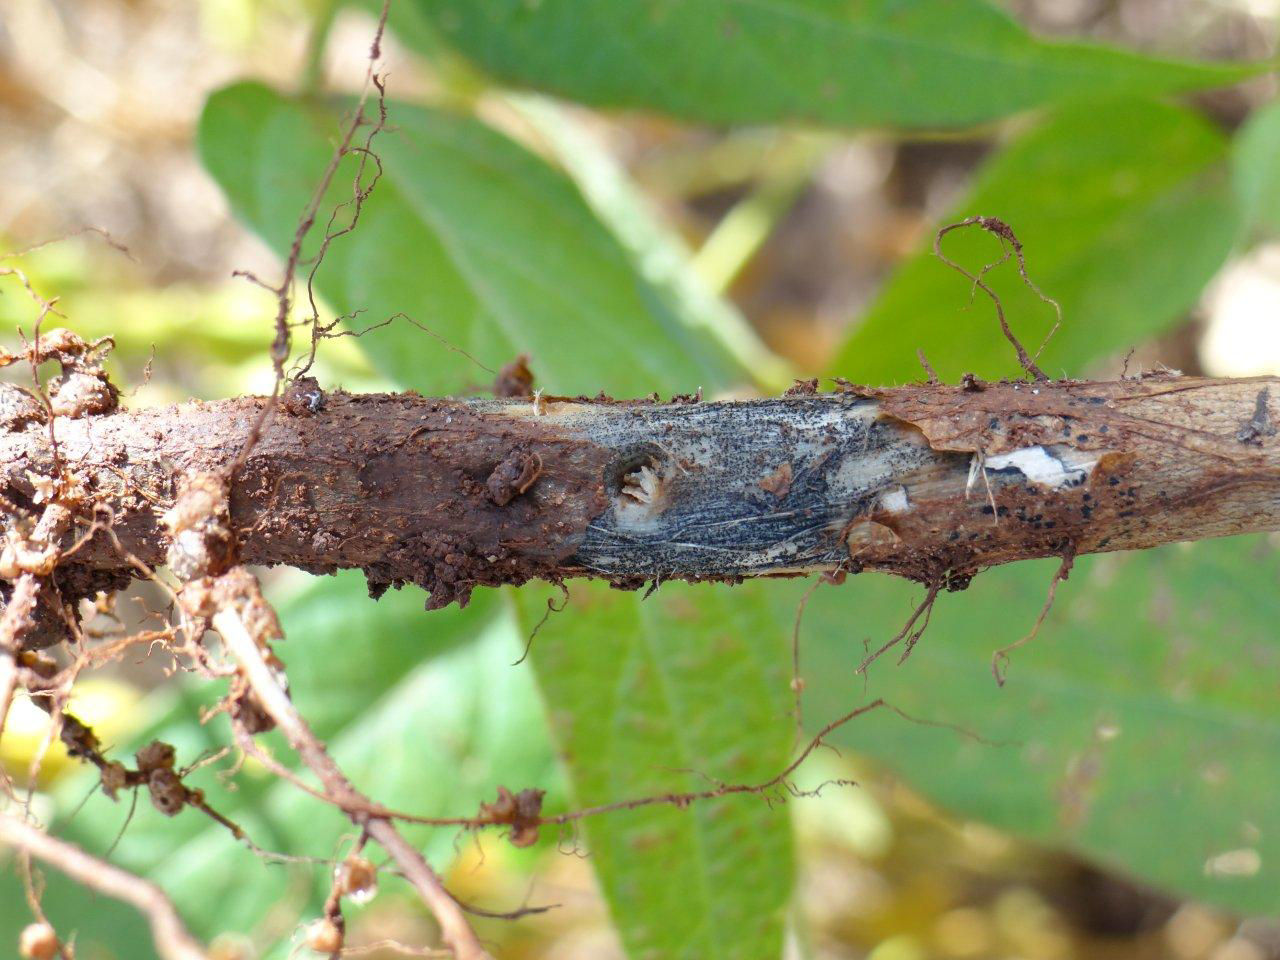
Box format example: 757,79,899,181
789,565,847,744
310,837,372,960
992,546,1076,686
934,216,1062,382
0,653,17,800
513,584,568,666
229,0,391,479
0,646,15,748
230,687,994,845
4,274,67,485
0,226,135,265
0,575,40,748
854,584,942,676
212,599,492,960
14,849,72,959
916,348,940,385
448,890,557,921
0,811,208,960
527,696,1007,826
337,941,451,957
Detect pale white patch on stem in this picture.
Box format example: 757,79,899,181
879,485,911,514
983,445,1097,490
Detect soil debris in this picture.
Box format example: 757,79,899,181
493,354,535,398
485,451,543,506
478,786,545,848
0,384,47,431
162,473,235,581
1,328,119,419
784,378,819,397
282,376,325,416
50,371,116,419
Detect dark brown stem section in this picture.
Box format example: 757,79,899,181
3,376,1278,608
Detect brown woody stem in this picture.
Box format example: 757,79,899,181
2,376,1278,607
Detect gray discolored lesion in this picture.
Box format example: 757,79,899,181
569,395,948,578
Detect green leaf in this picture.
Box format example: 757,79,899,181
197,82,739,397
1233,97,1280,237
503,93,797,392
46,573,555,952
794,535,1280,913
516,581,795,960
831,99,1239,384
407,0,1258,130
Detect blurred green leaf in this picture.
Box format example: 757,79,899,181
198,82,739,397
831,99,1239,384
0,861,153,960
516,581,795,960
404,0,1258,130
504,94,798,392
793,535,1280,913
1233,98,1280,237
45,573,555,953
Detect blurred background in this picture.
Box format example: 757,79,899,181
3,1,1280,958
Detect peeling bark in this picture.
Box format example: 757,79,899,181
2,375,1278,609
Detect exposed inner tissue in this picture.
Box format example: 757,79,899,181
979,445,1097,490
879,486,911,514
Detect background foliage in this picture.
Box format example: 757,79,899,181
3,0,1280,958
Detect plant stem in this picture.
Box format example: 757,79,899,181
4,376,1279,604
